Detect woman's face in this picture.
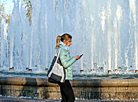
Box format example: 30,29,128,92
64,39,72,47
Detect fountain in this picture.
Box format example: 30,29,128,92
1,0,138,101
1,0,138,77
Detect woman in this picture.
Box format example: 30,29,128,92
55,33,82,102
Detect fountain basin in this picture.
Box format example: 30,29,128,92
0,76,138,101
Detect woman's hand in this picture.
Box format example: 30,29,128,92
75,55,82,60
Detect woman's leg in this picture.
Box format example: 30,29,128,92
58,80,75,102
58,82,68,102
60,85,68,102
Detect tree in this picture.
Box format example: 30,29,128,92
21,0,32,25
0,4,11,23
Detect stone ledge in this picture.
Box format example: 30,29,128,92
0,77,138,100
0,76,138,87
0,77,58,86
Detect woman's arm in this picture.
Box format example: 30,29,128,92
59,49,76,68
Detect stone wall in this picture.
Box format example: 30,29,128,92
0,77,138,100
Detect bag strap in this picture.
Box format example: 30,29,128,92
55,48,61,62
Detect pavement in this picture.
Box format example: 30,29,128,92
0,97,137,102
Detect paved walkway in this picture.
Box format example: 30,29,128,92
0,97,137,102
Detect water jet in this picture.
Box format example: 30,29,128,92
90,69,95,71
9,67,14,71
80,70,84,73
135,70,138,73
108,70,112,74
28,69,32,72
45,68,48,72
26,67,29,70
115,69,117,71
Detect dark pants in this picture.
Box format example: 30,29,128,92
58,80,75,102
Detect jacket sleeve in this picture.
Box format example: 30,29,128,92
59,49,76,69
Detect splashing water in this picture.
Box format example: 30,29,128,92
1,0,138,77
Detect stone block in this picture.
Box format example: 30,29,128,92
100,79,128,87
49,92,61,99
127,87,138,92
72,79,101,87
116,87,127,92
100,87,109,93
128,79,138,87
108,87,117,93
46,87,60,92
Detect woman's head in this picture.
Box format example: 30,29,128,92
55,33,72,49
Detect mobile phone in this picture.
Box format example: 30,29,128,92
80,54,83,57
